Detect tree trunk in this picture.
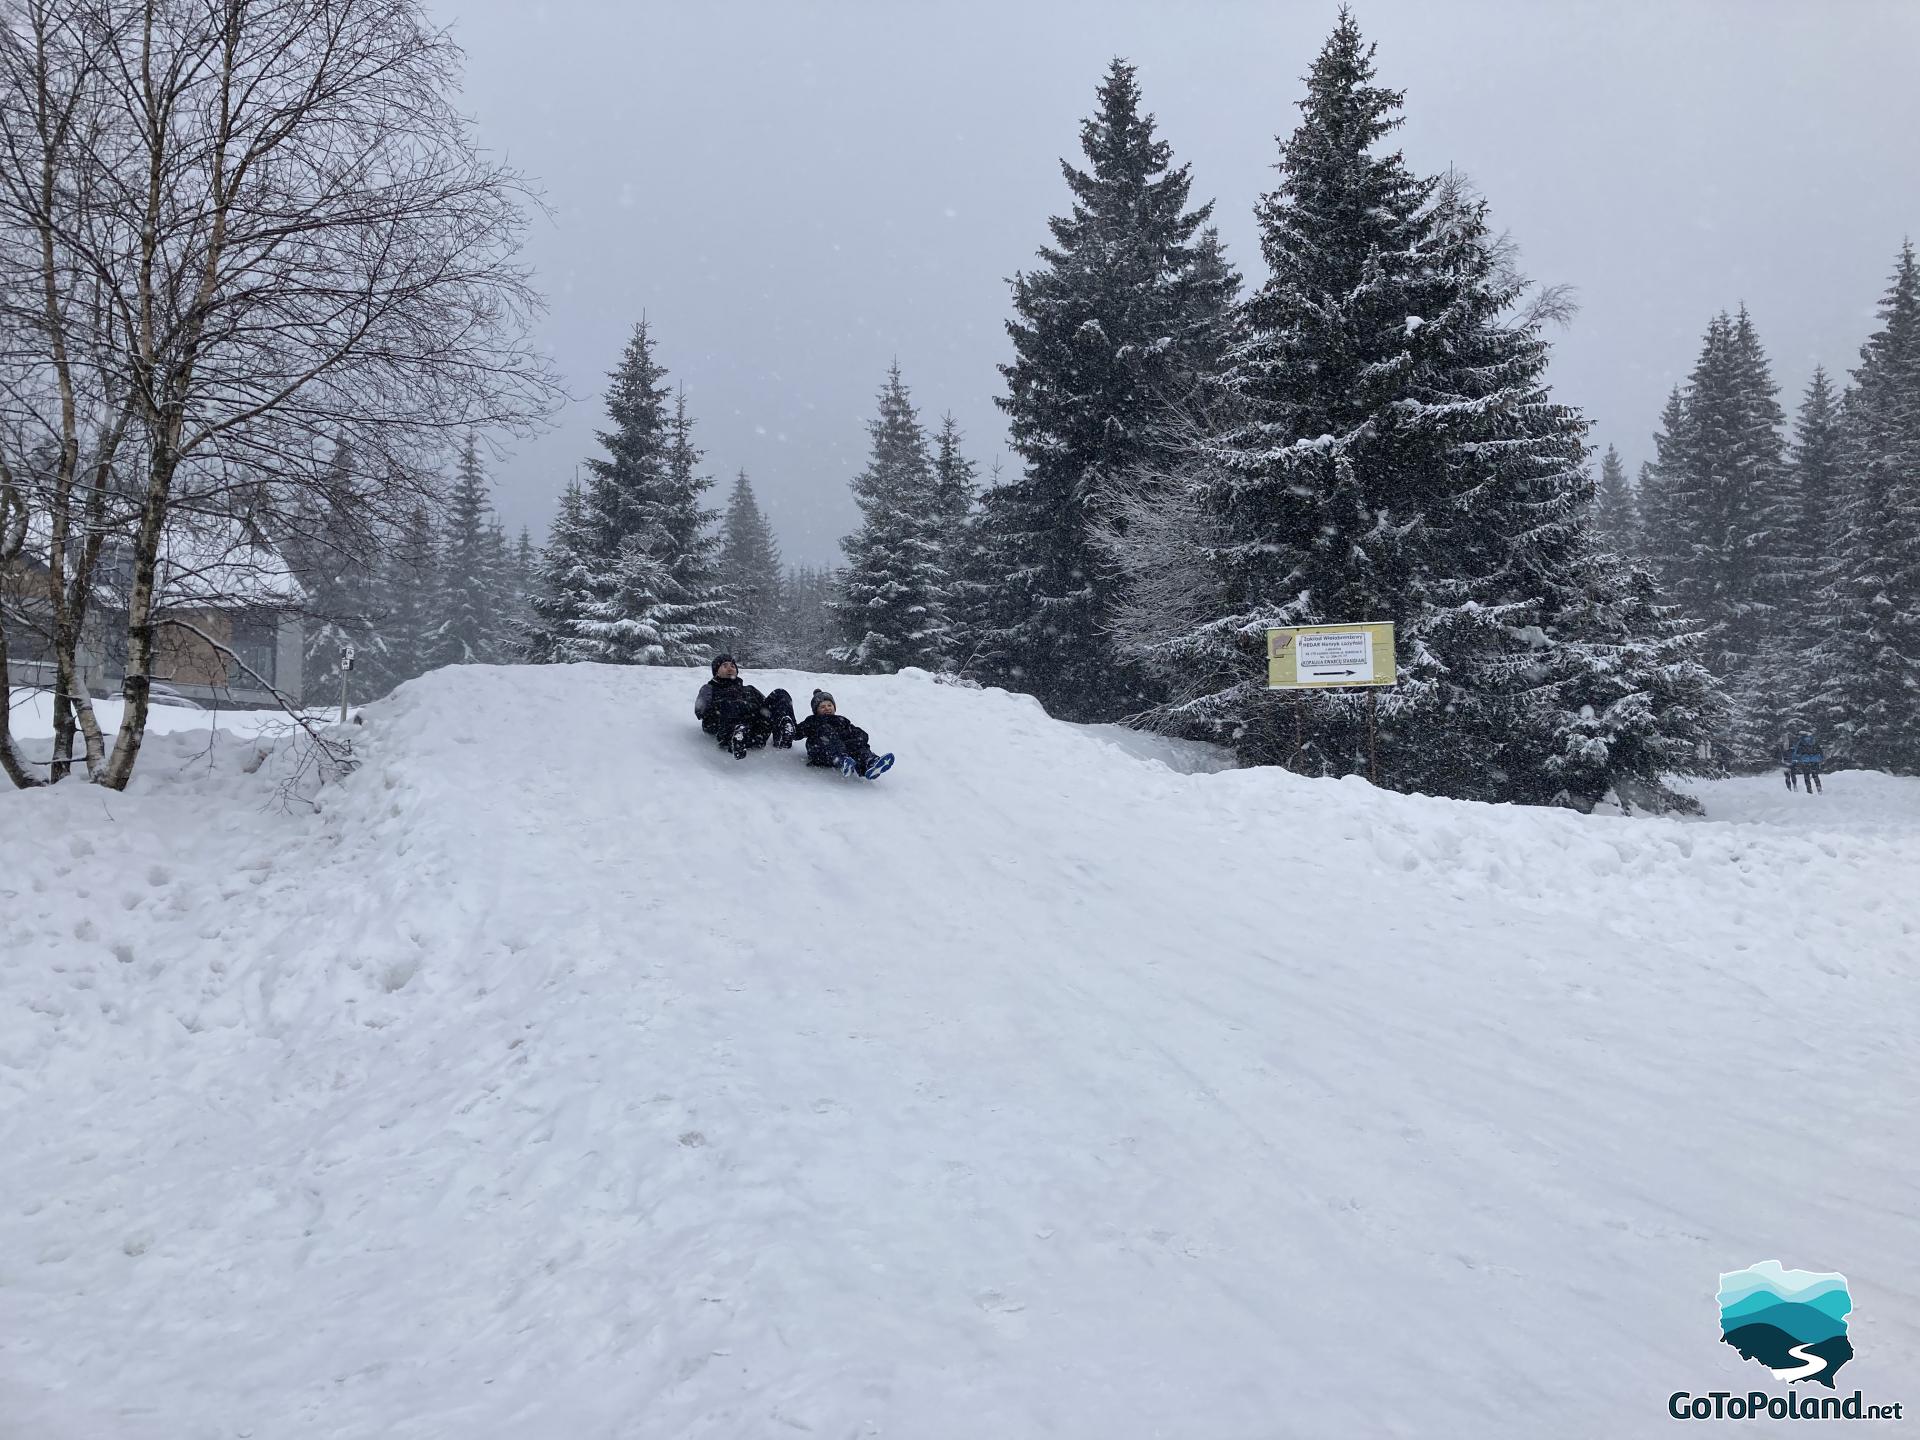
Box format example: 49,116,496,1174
98,457,173,792
57,502,111,779
0,609,47,789
51,687,75,779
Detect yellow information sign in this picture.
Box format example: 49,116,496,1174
1266,621,1396,689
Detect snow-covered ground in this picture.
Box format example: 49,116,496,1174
6,685,317,748
1675,766,1920,833
2,665,1915,1439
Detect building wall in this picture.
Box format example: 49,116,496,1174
275,615,304,706
152,609,232,689
3,558,108,692
8,561,298,707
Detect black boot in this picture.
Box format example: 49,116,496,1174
729,722,750,759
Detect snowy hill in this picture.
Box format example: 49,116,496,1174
3,665,1916,1438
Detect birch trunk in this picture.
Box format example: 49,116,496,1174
99,452,175,790
0,480,44,787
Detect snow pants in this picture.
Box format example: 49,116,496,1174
703,688,795,748
1796,762,1822,794
804,726,875,771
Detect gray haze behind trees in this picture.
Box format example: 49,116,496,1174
428,0,1920,564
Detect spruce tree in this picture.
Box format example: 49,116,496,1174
524,481,596,663
1378,178,1717,804
929,415,979,546
983,57,1239,720
1730,307,1801,758
430,435,495,669
1786,368,1844,726
929,415,985,669
1116,17,1719,805
285,444,393,703
576,323,672,663
382,505,440,683
1138,12,1436,767
480,523,518,662
514,527,537,594
716,468,783,662
1791,368,1845,571
1818,243,1920,773
1638,309,1792,765
1637,388,1689,565
777,565,844,673
833,364,948,673
499,526,536,659
661,388,728,648
1590,445,1640,557
1153,12,1436,763
567,323,725,665
1186,227,1244,379
1519,560,1726,813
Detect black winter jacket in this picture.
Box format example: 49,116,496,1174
794,711,869,765
695,676,764,722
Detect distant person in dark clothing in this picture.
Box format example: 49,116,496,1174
694,655,796,759
1782,738,1800,791
794,689,893,779
1788,733,1824,794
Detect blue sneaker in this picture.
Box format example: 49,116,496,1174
835,754,859,778
862,753,894,780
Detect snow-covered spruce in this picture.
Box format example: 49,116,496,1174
1112,14,1720,808
974,58,1238,722
1812,243,1920,775
715,468,784,666
832,364,950,673
1589,444,1640,560
525,321,726,667
1638,307,1796,767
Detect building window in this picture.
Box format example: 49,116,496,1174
230,611,278,689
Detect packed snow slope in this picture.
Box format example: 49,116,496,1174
3,664,1916,1439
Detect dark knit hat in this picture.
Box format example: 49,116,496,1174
810,689,835,713
710,653,736,677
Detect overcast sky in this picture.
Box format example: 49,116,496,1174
427,0,1920,565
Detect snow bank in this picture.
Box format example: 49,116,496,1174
2,664,1914,1438
7,686,312,743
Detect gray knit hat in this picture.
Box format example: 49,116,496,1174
810,689,835,713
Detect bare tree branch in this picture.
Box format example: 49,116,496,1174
0,0,560,791
156,612,351,769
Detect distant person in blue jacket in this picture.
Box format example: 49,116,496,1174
1788,733,1824,794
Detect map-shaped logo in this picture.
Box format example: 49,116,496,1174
1718,1261,1853,1388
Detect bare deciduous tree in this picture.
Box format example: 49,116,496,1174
0,0,139,782
0,464,39,785
0,0,558,789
